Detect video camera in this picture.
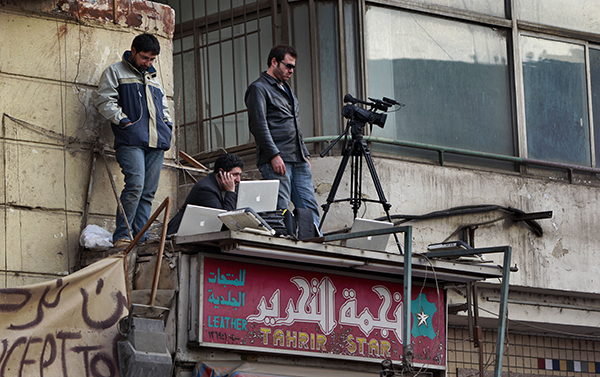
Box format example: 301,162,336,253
341,93,403,129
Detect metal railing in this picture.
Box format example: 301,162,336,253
305,135,600,183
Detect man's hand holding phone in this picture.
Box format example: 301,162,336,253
217,169,237,192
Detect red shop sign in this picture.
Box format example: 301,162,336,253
201,257,446,367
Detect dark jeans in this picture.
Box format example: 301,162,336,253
113,145,164,242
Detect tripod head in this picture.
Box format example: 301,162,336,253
320,93,403,157
342,93,392,129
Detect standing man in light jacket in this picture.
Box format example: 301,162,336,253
245,44,320,227
94,33,173,247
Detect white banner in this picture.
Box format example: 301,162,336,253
0,256,128,377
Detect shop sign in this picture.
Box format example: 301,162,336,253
201,257,445,367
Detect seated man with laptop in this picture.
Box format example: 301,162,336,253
167,153,244,235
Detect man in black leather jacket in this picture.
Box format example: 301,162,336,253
244,45,320,227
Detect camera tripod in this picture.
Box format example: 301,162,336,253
319,120,403,254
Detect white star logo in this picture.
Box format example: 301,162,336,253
416,308,430,327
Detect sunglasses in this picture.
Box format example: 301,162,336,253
279,61,296,70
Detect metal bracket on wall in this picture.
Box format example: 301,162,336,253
424,246,513,377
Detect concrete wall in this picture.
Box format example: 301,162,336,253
310,154,600,334
312,156,600,294
0,0,176,287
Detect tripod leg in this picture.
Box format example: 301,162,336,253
360,140,403,254
361,141,391,213
320,140,354,229
351,152,362,219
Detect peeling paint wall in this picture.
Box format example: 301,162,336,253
0,0,176,287
311,156,600,294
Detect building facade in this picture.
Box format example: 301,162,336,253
2,0,600,376
155,0,600,375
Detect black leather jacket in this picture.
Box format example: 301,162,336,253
245,71,310,166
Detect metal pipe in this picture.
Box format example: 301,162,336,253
113,0,117,24
485,297,600,312
494,246,512,377
150,197,172,307
122,197,172,307
304,135,600,176
102,150,133,241
402,226,413,370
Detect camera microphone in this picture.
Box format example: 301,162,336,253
383,97,405,107
344,93,371,106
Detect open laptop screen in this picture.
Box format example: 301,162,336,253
236,180,279,213
345,218,394,252
176,205,226,237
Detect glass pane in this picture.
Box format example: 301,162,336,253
259,16,274,70
317,2,342,137
411,0,504,17
206,29,220,45
246,31,262,83
521,36,590,165
173,54,183,121
211,118,224,148
219,0,232,14
182,51,197,123
591,48,600,167
173,37,182,54
185,122,200,155
365,8,514,158
233,36,249,112
233,19,258,37
182,35,194,51
178,0,193,24
237,112,252,145
292,3,315,140
221,39,235,115
205,0,218,19
207,43,223,116
224,115,237,148
344,1,359,99
517,0,600,35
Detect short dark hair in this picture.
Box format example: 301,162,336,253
132,33,161,55
267,44,297,67
213,153,244,173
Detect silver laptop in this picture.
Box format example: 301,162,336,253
218,207,276,236
346,218,394,252
236,180,280,213
176,205,226,237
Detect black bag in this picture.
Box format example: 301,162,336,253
293,208,318,240
258,209,288,236
259,208,318,239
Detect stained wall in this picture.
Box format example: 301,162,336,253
0,0,176,286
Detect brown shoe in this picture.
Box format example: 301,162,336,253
113,238,131,248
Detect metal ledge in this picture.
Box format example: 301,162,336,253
175,230,504,283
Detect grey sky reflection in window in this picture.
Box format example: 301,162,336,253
521,36,590,166
365,8,513,158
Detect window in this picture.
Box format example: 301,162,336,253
364,7,514,161
164,0,361,157
516,0,600,35
592,48,600,167
168,0,274,155
163,0,600,174
410,0,505,18
521,36,590,166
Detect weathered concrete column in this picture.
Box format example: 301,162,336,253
0,0,176,287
